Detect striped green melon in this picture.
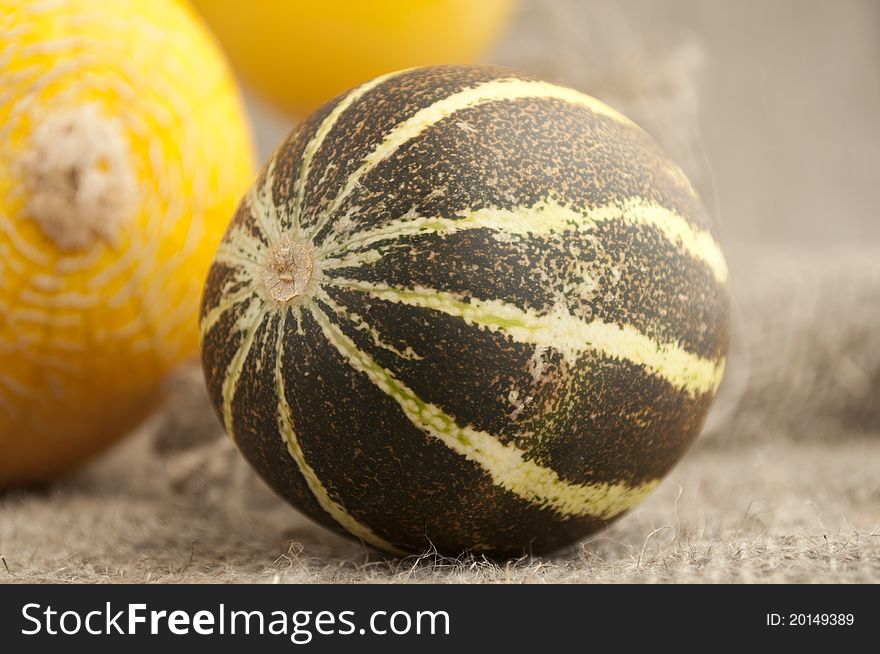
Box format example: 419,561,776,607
199,65,729,557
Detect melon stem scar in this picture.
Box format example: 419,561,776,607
263,235,317,305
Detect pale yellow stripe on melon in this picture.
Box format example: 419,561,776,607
199,285,256,338
330,279,724,396
599,200,727,284
215,226,264,262
321,248,383,272
310,304,657,519
213,248,260,276
293,69,410,222
220,299,266,434
322,197,727,283
318,289,422,360
273,308,407,555
246,155,282,243
320,77,637,232
213,227,266,289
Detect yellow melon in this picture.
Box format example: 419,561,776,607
190,0,514,117
0,0,255,486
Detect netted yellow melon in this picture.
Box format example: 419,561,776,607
0,0,255,486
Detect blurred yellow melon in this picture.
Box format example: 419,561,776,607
0,0,256,486
190,0,514,116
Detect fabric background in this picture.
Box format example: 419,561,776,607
2,0,878,583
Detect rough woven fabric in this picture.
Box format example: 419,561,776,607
708,246,880,445
2,0,879,584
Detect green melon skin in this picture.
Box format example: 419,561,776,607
199,64,729,558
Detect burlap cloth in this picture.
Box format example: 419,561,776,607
2,0,878,583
